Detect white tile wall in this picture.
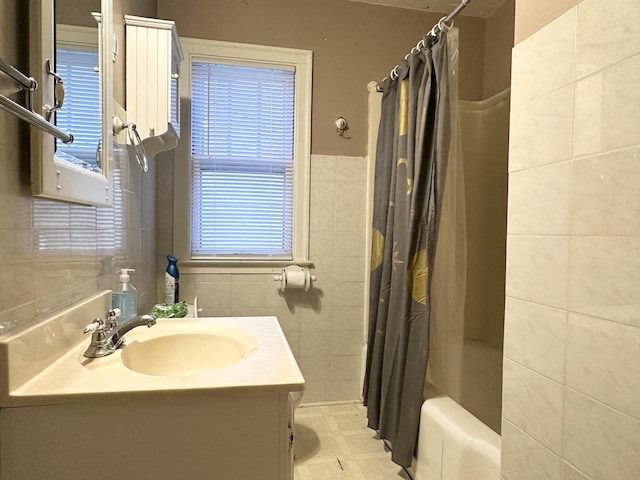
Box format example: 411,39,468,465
575,0,640,79
508,86,575,172
502,359,564,454
503,298,566,383
509,8,576,108
566,313,640,419
501,420,563,480
505,235,569,308
504,0,640,477
568,237,640,327
571,149,640,236
507,161,572,234
563,390,640,480
573,54,640,156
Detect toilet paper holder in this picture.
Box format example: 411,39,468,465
273,265,317,292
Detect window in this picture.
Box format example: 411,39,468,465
174,39,312,269
191,62,295,257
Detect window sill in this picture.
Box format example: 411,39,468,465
179,259,314,275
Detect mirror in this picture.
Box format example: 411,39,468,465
55,1,102,174
29,0,114,206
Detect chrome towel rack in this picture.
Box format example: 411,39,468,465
0,58,38,91
0,57,74,144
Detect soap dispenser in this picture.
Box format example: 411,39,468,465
112,268,138,323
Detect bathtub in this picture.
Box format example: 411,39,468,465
412,341,502,480
414,395,501,480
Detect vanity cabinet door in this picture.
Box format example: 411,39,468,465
0,391,292,480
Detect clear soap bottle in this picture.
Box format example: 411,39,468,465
112,268,138,323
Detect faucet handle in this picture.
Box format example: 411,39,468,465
83,317,105,335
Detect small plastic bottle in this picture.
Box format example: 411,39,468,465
112,268,138,323
165,255,179,304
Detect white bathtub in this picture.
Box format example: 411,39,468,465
414,395,501,480
413,340,502,480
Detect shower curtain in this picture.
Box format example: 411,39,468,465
363,28,464,468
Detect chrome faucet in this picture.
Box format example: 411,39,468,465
83,309,156,358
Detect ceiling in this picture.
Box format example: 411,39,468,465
346,0,508,18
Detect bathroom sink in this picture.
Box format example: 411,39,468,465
120,322,259,377
0,292,303,408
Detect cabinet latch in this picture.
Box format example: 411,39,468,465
288,426,295,450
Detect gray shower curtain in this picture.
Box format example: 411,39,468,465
363,30,454,468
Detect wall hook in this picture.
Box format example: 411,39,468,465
335,116,351,139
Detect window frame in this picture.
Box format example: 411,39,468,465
173,38,312,273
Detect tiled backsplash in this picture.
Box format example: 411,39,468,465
0,141,157,335
503,0,640,478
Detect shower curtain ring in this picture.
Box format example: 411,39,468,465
438,16,454,32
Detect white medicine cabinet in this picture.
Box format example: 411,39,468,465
124,15,183,159
29,0,114,206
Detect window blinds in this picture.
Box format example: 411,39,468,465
190,61,296,258
55,49,102,172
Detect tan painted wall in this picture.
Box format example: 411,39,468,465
56,0,101,27
514,0,583,43
157,0,487,157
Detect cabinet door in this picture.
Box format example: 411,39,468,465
124,15,184,158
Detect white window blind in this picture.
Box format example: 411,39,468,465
171,75,180,137
190,61,296,258
55,48,102,172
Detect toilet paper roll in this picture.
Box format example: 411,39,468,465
283,268,307,290
274,265,317,292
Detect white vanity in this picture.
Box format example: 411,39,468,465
0,291,304,480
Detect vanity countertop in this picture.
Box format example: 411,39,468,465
0,291,304,407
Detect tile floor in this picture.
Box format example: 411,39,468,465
294,403,411,480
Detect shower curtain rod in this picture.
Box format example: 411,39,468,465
377,0,473,89
441,0,473,26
